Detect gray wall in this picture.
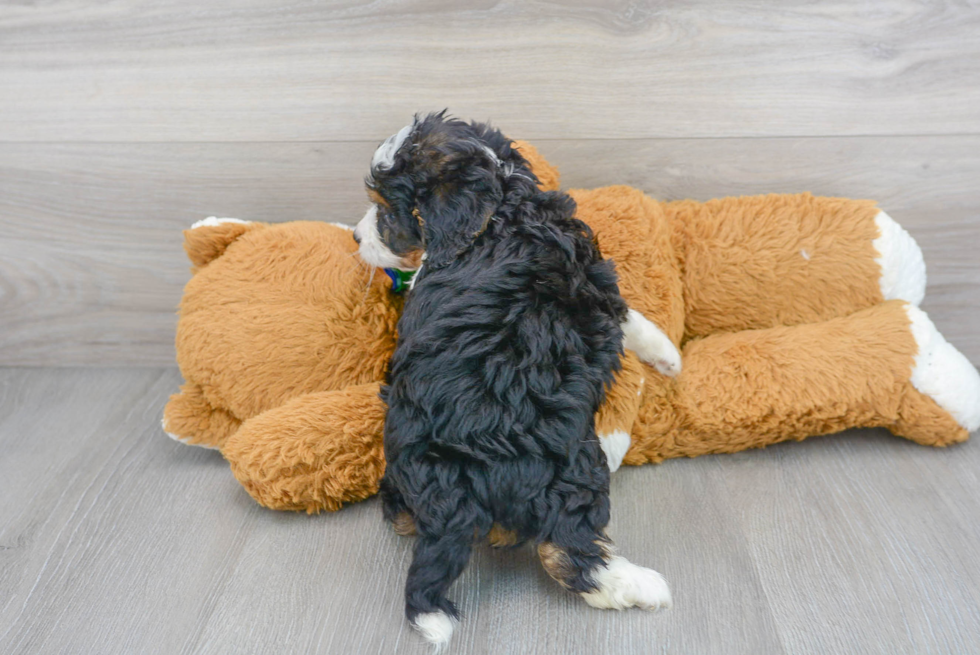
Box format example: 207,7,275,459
2,0,978,366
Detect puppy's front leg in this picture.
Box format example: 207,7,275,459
621,309,681,377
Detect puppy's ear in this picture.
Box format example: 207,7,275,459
414,143,503,268
417,190,496,269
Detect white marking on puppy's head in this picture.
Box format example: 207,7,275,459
372,122,415,171
480,144,501,165
479,143,531,181
353,205,406,269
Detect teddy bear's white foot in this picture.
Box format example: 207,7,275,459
874,211,926,306
905,305,980,432
621,309,681,376
581,556,672,611
599,430,631,472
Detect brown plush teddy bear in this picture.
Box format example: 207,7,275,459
162,142,980,513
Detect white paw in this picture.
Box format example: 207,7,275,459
874,211,926,306
621,309,682,376
190,216,250,230
905,305,980,432
412,611,457,650
582,556,672,611
599,430,631,472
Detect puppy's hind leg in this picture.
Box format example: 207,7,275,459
538,472,671,611
406,533,471,648
539,535,672,612
403,488,488,649
380,475,416,536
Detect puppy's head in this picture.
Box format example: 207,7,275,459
353,111,536,270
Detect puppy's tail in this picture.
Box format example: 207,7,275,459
405,526,479,650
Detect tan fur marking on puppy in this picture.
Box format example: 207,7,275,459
401,248,425,270
392,512,417,536
538,540,614,590
538,543,576,590
487,523,520,548
366,189,390,208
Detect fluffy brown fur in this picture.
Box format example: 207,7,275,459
163,142,973,513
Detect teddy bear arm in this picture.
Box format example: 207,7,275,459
222,382,387,513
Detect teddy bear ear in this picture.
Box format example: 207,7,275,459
182,217,264,270
511,140,561,192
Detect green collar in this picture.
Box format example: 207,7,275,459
383,268,416,294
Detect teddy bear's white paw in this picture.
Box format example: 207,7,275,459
621,309,682,377
599,430,631,472
190,216,250,230
905,305,980,432
874,211,926,306
582,556,672,611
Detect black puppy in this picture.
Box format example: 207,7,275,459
355,113,674,648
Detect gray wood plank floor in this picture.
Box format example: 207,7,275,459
1,367,978,654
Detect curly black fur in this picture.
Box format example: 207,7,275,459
368,113,629,626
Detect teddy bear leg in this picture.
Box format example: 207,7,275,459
162,381,241,450
634,301,974,462
873,210,926,306
669,195,926,337
893,304,980,443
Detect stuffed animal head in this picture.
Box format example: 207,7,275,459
164,219,402,448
